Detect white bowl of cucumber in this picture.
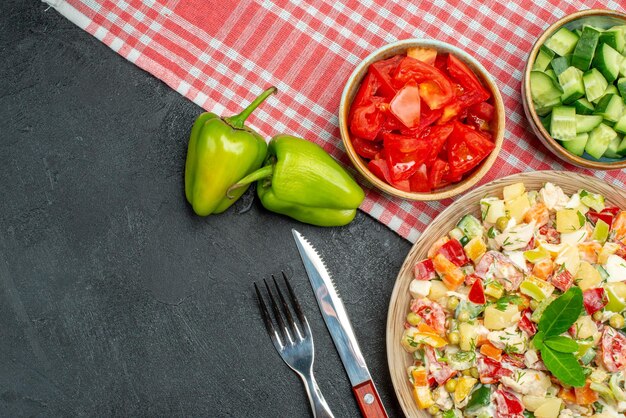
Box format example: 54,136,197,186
522,9,626,170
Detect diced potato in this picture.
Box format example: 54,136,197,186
484,281,504,299
555,244,580,274
522,395,545,412
464,237,487,262
556,209,584,233
428,280,448,302
560,228,588,245
484,199,506,224
572,315,597,339
459,322,479,351
504,182,526,201
533,397,562,418
575,261,602,290
599,242,620,264
484,304,520,330
505,193,531,223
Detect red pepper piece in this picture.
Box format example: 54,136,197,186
583,288,608,315
602,206,621,217
389,80,421,128
551,267,573,292
518,309,537,336
587,210,614,227
495,389,524,417
392,56,455,109
468,278,486,304
370,55,402,99
409,163,430,192
447,54,491,100
436,239,470,266
414,259,436,280
351,137,382,159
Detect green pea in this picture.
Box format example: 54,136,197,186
445,378,457,393
447,296,460,310
610,313,625,329
406,312,421,326
427,405,440,415
448,331,460,345
457,310,470,322
593,311,604,322
470,367,479,379
496,216,510,232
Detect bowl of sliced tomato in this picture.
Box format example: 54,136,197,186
339,39,505,200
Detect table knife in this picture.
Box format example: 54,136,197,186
292,229,388,418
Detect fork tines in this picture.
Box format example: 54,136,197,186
254,272,308,348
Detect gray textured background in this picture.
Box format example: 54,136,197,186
0,1,411,416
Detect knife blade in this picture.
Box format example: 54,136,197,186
292,229,388,418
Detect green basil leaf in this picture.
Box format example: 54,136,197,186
544,336,578,353
541,345,586,387
538,287,583,337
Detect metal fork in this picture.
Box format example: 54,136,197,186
254,272,334,418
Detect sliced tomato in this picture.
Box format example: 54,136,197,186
351,137,382,159
369,55,402,98
351,72,381,112
409,164,430,192
382,132,429,181
551,267,573,292
599,327,626,372
418,106,443,131
468,278,486,304
349,99,385,140
447,121,495,178
447,54,490,99
414,259,436,281
367,157,411,191
410,298,447,335
469,101,495,122
389,80,421,128
583,288,608,315
422,124,454,166
466,113,490,132
392,56,455,110
438,101,462,123
428,159,450,190
436,239,470,266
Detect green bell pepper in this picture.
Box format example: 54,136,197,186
184,87,275,216
231,134,365,226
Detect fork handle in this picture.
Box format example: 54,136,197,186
301,373,334,418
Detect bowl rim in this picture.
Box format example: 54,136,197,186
385,169,626,418
522,9,626,170
338,38,505,201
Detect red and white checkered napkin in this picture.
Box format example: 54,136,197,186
46,0,626,242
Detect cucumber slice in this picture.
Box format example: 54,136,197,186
550,106,577,140
585,123,618,158
530,70,563,107
600,28,625,54
617,135,626,156
593,94,624,123
604,84,619,96
615,113,626,135
551,55,572,76
533,45,556,71
620,56,626,77
545,68,558,83
457,214,483,239
573,98,595,115
592,42,623,83
540,115,551,131
583,68,609,102
604,135,622,158
572,26,601,71
545,27,580,56
558,66,585,104
617,78,626,103
561,133,588,156
576,114,603,133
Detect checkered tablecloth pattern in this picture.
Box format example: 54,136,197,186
45,0,626,242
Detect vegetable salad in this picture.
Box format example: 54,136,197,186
401,182,626,417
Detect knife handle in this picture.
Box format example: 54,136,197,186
353,380,387,418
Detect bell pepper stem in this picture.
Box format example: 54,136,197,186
224,86,277,129
226,165,274,199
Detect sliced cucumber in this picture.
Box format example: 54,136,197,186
617,135,626,156
583,68,609,102
545,68,557,83
600,29,625,54
593,94,624,123
573,98,595,115
533,45,556,71
604,84,619,96
615,113,626,135
585,123,618,159
550,106,577,140
617,78,626,102
592,43,623,83
572,26,601,71
530,70,563,108
604,135,622,158
457,214,483,239
621,56,626,77
558,66,585,104
551,55,572,76
545,27,580,56
561,133,588,156
576,114,603,133
540,115,551,131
